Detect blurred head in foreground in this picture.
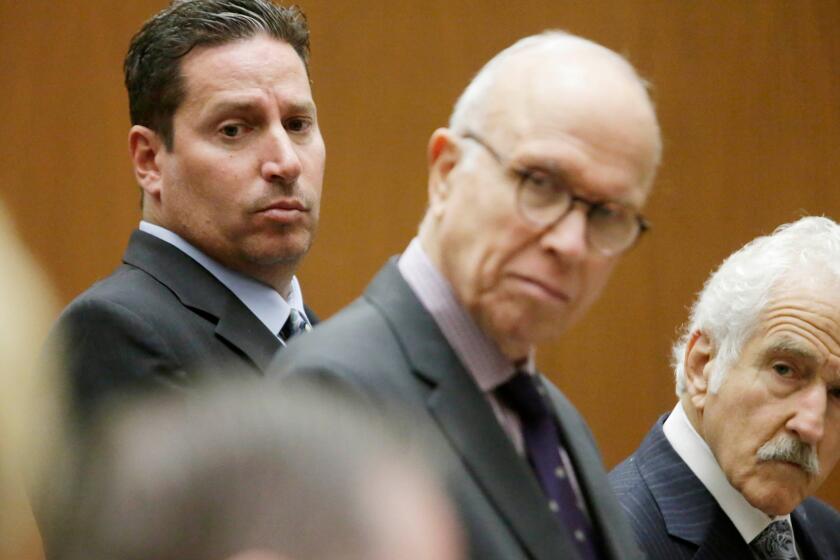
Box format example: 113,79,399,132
0,201,62,559
57,378,464,560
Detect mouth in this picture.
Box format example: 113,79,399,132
508,274,570,304
255,199,308,223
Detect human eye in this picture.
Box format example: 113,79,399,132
591,202,626,220
829,385,840,401
218,122,250,139
518,169,561,203
285,116,312,134
772,362,795,377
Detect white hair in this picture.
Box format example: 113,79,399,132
672,216,840,396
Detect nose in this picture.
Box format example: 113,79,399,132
538,204,588,262
786,383,827,447
260,125,302,185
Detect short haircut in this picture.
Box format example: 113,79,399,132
672,216,840,395
124,0,310,150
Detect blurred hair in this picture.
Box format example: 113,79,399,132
672,216,840,395
0,201,62,558
53,377,452,560
125,0,310,150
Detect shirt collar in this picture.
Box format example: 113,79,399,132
139,221,306,335
663,402,792,544
397,237,521,391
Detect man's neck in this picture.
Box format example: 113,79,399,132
141,218,294,296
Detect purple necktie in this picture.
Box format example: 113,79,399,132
496,371,601,560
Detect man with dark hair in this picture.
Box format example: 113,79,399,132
50,0,325,420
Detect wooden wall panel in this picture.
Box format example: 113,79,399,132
2,1,837,507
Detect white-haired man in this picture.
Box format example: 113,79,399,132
273,31,661,560
610,216,840,560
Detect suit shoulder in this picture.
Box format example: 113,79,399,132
609,453,660,520
64,263,179,313
800,496,840,527
273,299,418,401
796,497,840,557
280,298,402,369
609,454,644,494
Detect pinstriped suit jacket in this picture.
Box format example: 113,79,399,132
609,415,840,559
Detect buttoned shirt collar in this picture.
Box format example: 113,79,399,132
663,402,793,544
139,221,307,337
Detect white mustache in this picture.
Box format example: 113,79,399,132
756,434,820,475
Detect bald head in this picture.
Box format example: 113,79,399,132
449,31,661,191
420,31,663,358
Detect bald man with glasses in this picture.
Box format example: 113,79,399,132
271,31,661,560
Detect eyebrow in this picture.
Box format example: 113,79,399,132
762,338,819,362
203,97,316,119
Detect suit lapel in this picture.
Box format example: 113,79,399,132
635,417,752,560
363,261,580,560
123,229,281,371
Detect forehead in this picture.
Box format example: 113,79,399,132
478,49,659,207
177,34,313,113
751,279,840,367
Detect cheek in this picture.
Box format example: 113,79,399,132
564,257,618,323
820,428,840,473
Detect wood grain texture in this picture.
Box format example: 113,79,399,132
2,0,837,507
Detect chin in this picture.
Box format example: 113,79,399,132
247,236,313,265
743,485,802,517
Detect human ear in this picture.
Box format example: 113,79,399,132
684,330,714,412
426,128,460,218
128,125,165,202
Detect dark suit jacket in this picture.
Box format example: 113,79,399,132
270,259,643,560
50,229,316,420
609,415,840,560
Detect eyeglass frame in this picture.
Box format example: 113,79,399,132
459,131,650,256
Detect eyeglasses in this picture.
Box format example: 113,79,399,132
461,132,650,256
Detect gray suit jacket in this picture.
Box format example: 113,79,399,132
50,229,316,421
610,415,840,559
271,259,643,560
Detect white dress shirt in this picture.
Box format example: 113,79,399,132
139,221,308,341
663,402,795,545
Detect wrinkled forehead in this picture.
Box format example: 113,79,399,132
758,273,840,357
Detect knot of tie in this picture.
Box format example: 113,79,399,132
750,520,798,560
279,308,310,341
495,370,550,423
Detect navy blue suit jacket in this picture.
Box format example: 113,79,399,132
609,415,840,559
